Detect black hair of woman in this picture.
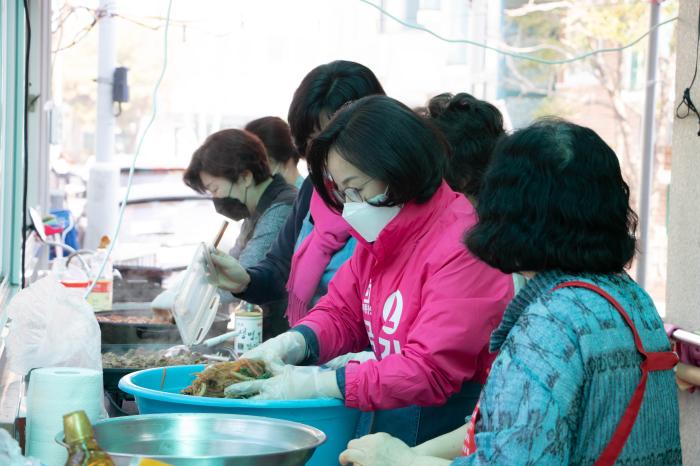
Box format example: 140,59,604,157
245,116,300,165
287,60,386,156
427,92,505,199
466,117,638,274
306,95,448,212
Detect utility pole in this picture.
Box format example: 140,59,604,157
636,1,661,288
85,0,119,250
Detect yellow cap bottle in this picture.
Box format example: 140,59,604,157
63,410,115,466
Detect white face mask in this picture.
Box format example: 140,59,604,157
342,193,401,242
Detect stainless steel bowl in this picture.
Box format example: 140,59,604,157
55,413,326,466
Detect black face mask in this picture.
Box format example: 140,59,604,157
213,198,250,221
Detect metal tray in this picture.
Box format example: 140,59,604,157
101,344,176,391
55,413,326,466
98,307,181,344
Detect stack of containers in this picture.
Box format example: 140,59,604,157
25,367,104,466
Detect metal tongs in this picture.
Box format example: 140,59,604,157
164,329,241,361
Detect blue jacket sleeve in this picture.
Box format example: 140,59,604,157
451,299,584,465
451,355,572,465
235,178,313,305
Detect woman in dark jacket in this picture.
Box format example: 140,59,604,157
210,61,385,324
153,129,297,339
183,129,297,270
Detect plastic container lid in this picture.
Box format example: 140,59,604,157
171,243,220,346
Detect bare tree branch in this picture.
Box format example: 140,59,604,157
505,1,573,18
504,56,552,95
498,41,572,58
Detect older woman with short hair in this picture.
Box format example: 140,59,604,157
340,118,681,466
183,129,297,338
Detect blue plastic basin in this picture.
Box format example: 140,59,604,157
119,365,360,466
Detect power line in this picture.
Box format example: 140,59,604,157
50,1,679,63
51,6,193,52
357,0,678,66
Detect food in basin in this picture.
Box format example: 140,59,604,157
182,359,271,398
119,365,360,466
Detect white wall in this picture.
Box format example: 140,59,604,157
666,0,700,463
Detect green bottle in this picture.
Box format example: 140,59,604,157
62,410,115,466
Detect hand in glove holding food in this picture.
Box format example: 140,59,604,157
182,359,272,398
238,331,308,368
182,357,341,401
182,330,338,400
224,334,379,399
224,364,341,400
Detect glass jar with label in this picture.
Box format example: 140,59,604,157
232,301,263,357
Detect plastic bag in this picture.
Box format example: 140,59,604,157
6,276,102,375
0,429,41,466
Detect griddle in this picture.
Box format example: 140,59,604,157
97,305,181,344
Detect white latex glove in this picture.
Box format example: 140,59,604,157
339,433,420,466
150,287,177,312
224,364,341,400
209,249,251,293
323,351,376,370
150,273,184,313
241,331,307,367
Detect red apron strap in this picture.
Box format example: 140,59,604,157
553,281,678,466
462,402,480,456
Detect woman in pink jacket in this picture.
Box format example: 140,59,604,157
226,95,513,444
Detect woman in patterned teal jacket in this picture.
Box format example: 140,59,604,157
339,118,681,466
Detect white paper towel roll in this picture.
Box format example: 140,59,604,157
28,367,103,399
26,367,104,466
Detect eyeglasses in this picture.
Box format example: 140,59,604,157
327,175,374,204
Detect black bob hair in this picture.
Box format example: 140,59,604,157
287,60,385,156
466,117,638,274
245,116,300,165
307,95,448,212
427,92,505,198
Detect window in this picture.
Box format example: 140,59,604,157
0,0,26,288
